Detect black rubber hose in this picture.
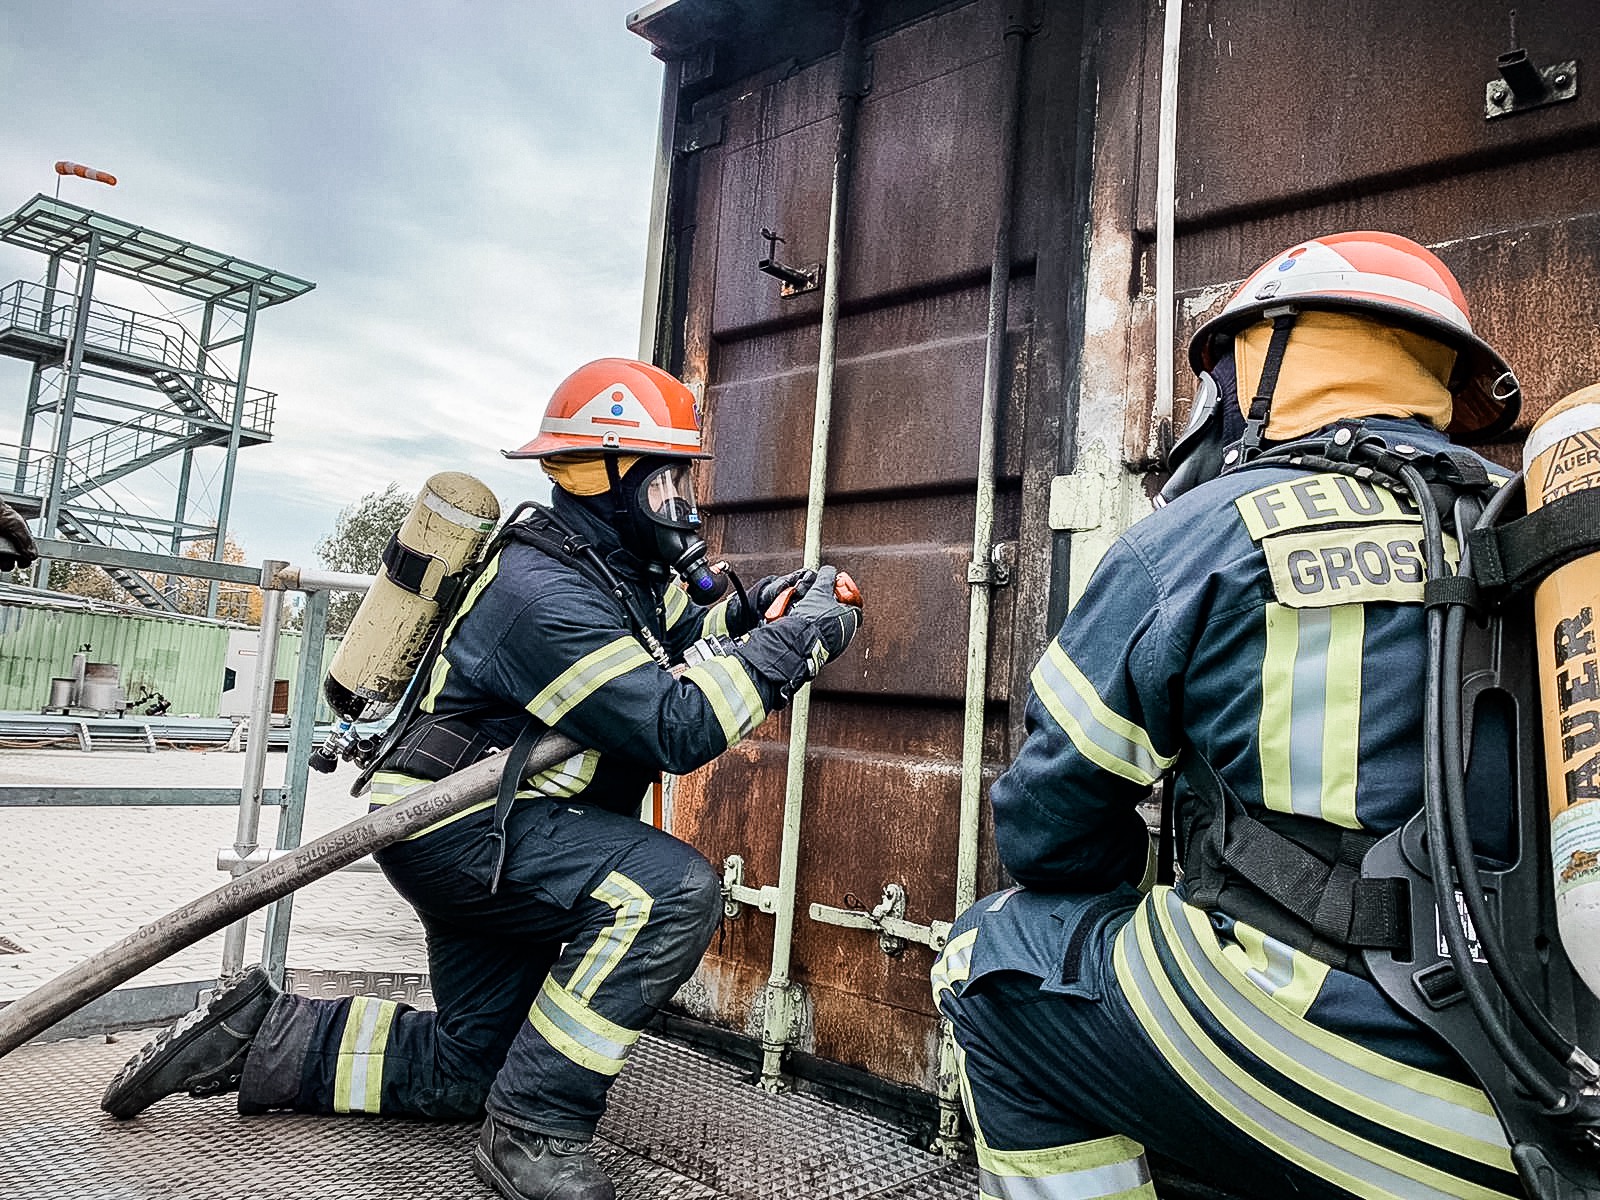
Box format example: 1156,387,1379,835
0,732,578,1059
1404,462,1565,1107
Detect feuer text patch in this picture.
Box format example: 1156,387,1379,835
1235,473,1416,541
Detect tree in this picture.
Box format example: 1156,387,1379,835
316,483,414,635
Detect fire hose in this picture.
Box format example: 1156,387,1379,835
0,731,578,1059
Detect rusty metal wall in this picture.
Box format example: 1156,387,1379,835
638,0,1082,1089
1128,0,1600,464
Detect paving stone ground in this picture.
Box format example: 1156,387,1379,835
0,745,425,1006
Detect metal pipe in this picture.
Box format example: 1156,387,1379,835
36,236,100,581
937,3,1032,1157
206,282,260,617
758,0,866,1093
261,584,332,983
219,558,287,975
272,565,374,593
1151,0,1184,448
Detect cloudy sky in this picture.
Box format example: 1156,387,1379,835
0,1,664,571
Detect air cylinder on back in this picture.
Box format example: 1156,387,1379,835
323,472,500,725
1524,382,1600,1000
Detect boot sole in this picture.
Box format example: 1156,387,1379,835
472,1146,517,1199
100,968,273,1119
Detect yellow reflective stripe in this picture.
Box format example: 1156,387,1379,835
527,976,643,1077
370,769,494,838
703,597,735,638
958,1039,1153,1200
515,750,599,800
333,995,399,1114
663,582,691,629
1224,920,1329,1020
1116,899,1513,1198
980,1135,1154,1199
1031,642,1175,786
567,871,653,1002
682,656,765,746
1258,604,1364,828
420,554,501,712
1155,896,1512,1173
931,927,978,1008
1322,606,1364,828
527,637,656,726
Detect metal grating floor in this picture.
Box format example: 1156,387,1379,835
0,1029,976,1199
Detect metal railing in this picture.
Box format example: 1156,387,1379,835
0,281,276,438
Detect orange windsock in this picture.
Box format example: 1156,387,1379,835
54,161,117,186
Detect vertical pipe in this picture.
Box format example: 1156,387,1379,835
220,561,287,976
1151,0,1183,444
937,5,1031,1157
37,236,100,580
759,0,866,1093
207,284,260,618
262,582,331,984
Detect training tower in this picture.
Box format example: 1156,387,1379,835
0,193,313,614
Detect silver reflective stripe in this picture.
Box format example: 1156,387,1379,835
1288,607,1332,817
533,987,632,1065
1155,892,1508,1153
1119,912,1506,1199
1032,643,1173,785
978,1155,1150,1200
344,996,383,1107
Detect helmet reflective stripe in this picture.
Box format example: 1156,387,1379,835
1230,244,1472,334
504,357,709,460
1187,231,1520,444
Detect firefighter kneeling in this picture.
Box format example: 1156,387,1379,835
101,358,863,1200
932,233,1534,1199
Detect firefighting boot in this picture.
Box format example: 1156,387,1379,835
473,1112,615,1200
100,965,279,1119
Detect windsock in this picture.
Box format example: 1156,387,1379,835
54,161,117,186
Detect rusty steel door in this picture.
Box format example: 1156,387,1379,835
634,0,1085,1091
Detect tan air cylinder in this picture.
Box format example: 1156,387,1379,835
323,472,500,724
1525,382,1600,1000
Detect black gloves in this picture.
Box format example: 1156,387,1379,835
749,568,816,618
783,565,860,669
723,568,817,637
0,503,37,573
732,565,863,703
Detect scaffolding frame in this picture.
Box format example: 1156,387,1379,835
0,194,313,617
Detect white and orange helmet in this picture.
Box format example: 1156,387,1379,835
505,358,709,461
1188,231,1521,444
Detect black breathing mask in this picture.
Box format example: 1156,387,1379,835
610,457,729,604
1154,354,1243,507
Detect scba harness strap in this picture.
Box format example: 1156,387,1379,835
376,505,671,892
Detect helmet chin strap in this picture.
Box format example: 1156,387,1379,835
1234,307,1299,465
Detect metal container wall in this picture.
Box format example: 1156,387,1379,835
634,0,1600,1095
0,598,337,722
637,0,1083,1089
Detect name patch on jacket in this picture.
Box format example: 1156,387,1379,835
1262,523,1462,606
1235,474,1417,540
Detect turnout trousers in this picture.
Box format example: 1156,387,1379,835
237,791,722,1138
932,886,1523,1200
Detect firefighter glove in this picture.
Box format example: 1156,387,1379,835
783,565,861,673
751,568,816,617
0,502,38,572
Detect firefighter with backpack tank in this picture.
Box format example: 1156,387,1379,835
929,232,1563,1199
100,358,864,1200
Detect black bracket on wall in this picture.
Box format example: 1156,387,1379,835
757,228,821,297
1485,14,1579,120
